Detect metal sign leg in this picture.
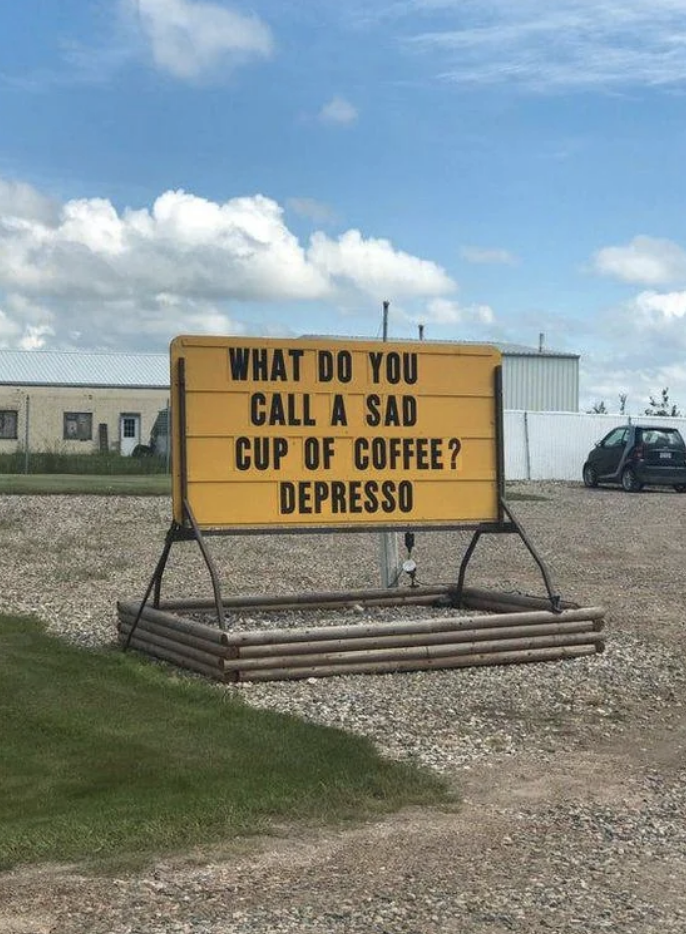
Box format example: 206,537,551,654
453,498,561,613
123,523,178,650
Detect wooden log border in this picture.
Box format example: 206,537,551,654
117,588,606,683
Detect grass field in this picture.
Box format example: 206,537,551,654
0,474,171,495
0,474,544,501
0,616,450,870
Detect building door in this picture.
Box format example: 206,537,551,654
119,413,141,456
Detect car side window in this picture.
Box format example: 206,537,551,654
602,428,628,448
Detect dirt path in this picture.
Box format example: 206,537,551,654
2,709,684,934
2,484,685,933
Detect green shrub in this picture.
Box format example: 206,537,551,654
0,450,168,475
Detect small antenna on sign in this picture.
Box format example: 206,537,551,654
382,300,390,341
418,324,425,341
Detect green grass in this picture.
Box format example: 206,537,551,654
0,475,547,500
0,451,168,475
0,616,450,870
506,491,549,502
0,474,171,495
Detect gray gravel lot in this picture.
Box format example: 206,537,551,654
1,482,685,933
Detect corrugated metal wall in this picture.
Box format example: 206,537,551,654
503,356,578,412
505,411,686,480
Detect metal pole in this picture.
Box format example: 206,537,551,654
24,395,30,475
523,410,532,481
379,300,399,587
165,398,171,474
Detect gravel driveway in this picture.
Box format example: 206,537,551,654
1,482,685,933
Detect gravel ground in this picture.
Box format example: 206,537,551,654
1,482,685,933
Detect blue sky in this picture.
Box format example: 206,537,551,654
2,0,686,412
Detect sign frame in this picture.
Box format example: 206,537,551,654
170,335,508,534
121,336,561,647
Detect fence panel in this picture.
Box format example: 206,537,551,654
503,411,686,481
503,411,528,479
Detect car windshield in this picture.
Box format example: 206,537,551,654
638,429,686,450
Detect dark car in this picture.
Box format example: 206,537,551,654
583,424,686,492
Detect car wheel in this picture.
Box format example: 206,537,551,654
621,466,642,492
582,464,598,488
674,484,686,493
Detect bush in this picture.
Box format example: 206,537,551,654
0,450,169,475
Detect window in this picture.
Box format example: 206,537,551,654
0,410,18,440
63,412,93,441
602,428,627,448
122,417,137,438
639,428,685,450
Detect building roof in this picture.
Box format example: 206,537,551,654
0,349,169,388
484,341,578,359
301,335,579,359
0,338,578,389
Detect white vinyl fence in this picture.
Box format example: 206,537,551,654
504,411,686,481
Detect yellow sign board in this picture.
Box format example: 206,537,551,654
171,336,502,529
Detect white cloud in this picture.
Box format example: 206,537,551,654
460,245,518,266
423,297,494,324
18,325,54,351
0,295,55,350
403,0,686,92
593,236,686,286
634,290,686,325
318,96,359,125
581,283,686,411
308,229,454,298
0,180,459,350
580,356,686,415
0,178,59,225
0,190,330,302
286,197,337,225
127,0,273,79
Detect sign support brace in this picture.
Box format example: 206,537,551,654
454,496,561,612
123,499,227,651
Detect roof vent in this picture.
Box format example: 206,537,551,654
538,332,545,353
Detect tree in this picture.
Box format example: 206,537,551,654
587,400,607,414
644,388,682,418
618,393,628,416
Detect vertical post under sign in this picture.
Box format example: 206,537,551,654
379,301,400,587
24,395,30,475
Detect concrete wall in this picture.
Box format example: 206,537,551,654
504,411,686,481
0,386,170,455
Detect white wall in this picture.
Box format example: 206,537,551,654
504,411,686,481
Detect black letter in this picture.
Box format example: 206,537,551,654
250,393,266,425
403,353,418,385
318,350,333,382
228,347,250,380
365,394,381,427
331,394,348,426
280,482,295,514
402,395,417,426
398,480,413,513
369,352,383,383
289,348,304,381
364,480,379,513
235,437,250,470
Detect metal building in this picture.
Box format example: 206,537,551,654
303,334,580,413
493,341,579,412
0,339,579,456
